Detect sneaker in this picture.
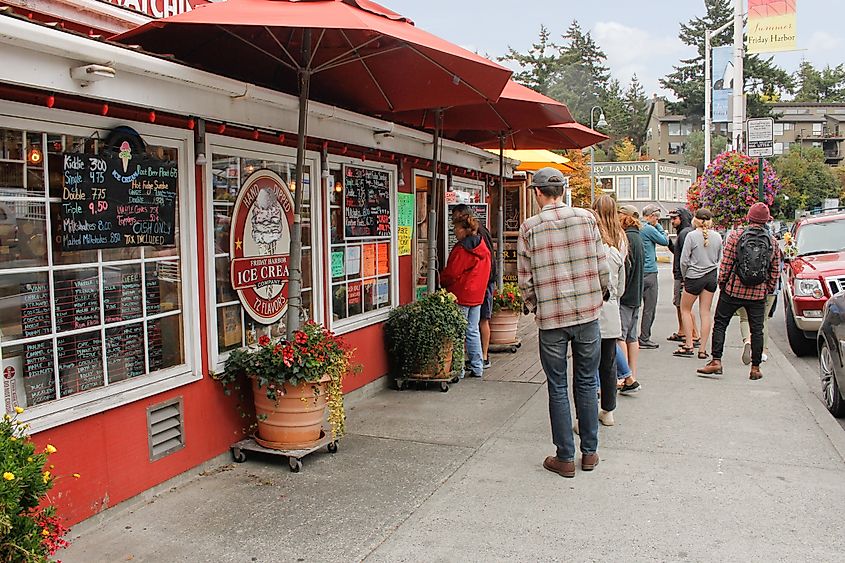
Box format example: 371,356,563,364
483,358,492,369
619,381,641,395
761,353,768,363
638,340,659,349
467,371,483,378
599,409,615,426
741,342,752,365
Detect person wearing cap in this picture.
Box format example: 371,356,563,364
638,204,670,350
518,167,609,478
667,208,699,345
698,202,780,381
675,208,722,359
617,205,644,395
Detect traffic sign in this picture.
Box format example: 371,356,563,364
747,117,774,158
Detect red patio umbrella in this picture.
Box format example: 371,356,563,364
114,0,512,335
454,122,609,151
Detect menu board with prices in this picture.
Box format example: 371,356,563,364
57,332,104,397
145,265,162,315
148,320,164,372
504,187,520,232
21,282,52,338
106,323,146,383
54,273,100,333
103,269,143,323
60,151,178,251
23,340,56,406
343,166,391,239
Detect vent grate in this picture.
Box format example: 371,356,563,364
147,398,184,461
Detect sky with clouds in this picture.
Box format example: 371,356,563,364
384,0,844,99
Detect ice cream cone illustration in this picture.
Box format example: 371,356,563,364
118,141,132,173
251,188,284,298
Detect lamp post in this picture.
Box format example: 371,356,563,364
589,106,608,204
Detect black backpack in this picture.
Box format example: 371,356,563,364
734,227,773,286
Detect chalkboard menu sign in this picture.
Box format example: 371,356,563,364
343,165,391,239
446,202,489,251
54,273,100,333
60,151,178,251
58,332,104,396
148,320,164,372
103,269,143,323
21,282,52,338
23,340,56,406
106,324,146,383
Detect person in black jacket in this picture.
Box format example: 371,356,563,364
452,204,497,368
618,205,643,395
667,208,699,344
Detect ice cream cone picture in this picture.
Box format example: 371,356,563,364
252,188,285,298
118,141,132,173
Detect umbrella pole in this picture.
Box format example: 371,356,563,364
286,29,312,339
497,133,504,290
427,109,442,294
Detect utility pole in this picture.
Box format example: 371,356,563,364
731,0,745,152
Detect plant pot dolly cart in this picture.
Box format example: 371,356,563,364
230,431,338,473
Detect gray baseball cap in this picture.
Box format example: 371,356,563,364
642,204,661,217
529,167,566,188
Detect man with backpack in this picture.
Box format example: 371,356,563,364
698,202,781,381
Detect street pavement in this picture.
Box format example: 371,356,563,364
61,265,845,562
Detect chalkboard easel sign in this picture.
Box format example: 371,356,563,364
61,150,178,251
343,165,391,239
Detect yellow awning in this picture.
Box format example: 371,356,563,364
489,149,576,173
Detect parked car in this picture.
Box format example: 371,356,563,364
782,210,845,356
818,290,845,417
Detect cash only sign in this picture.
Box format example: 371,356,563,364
230,170,295,325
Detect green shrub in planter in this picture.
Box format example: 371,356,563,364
385,290,467,377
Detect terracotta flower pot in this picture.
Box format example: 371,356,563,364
411,342,453,379
489,309,520,345
252,376,329,450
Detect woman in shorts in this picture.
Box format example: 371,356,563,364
675,208,723,359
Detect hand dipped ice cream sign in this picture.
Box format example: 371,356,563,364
230,170,294,325
107,0,209,19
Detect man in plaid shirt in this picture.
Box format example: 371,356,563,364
698,202,780,380
518,168,609,478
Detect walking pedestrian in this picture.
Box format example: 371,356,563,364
698,202,780,380
667,208,700,345
675,208,722,359
591,195,626,427
638,204,670,349
737,222,782,365
518,167,609,478
440,212,491,379
452,204,496,369
618,205,643,395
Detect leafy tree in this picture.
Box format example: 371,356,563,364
772,146,840,218
660,0,793,123
613,138,638,162
793,61,845,103
683,130,729,173
563,149,593,207
499,25,561,95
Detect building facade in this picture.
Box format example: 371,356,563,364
591,160,697,214
766,102,845,166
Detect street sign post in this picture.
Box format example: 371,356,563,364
747,117,774,201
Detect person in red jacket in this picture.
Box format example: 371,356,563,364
441,212,491,379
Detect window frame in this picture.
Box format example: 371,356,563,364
0,105,200,433
616,175,634,200
634,175,651,201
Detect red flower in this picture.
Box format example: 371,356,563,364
282,344,295,367
295,330,308,345
258,335,270,347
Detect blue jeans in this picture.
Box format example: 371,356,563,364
616,344,632,380
538,320,600,461
459,305,483,378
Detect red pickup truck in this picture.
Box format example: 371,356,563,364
783,210,845,356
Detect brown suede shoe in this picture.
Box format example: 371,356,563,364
581,452,600,471
749,366,763,380
543,456,575,478
697,359,723,378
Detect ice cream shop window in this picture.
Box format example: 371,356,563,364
0,125,189,421
328,162,395,329
210,151,314,361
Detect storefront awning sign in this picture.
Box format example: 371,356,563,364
230,170,294,325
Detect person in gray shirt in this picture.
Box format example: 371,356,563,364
676,208,723,359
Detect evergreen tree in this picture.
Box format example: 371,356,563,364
623,75,650,148
600,78,629,145
793,61,845,103
499,25,561,95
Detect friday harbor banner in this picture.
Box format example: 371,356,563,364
747,0,797,54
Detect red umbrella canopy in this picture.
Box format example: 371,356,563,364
113,0,512,113
455,122,609,150
378,80,574,132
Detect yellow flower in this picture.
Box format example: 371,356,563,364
42,471,51,483
3,414,9,421
2,472,14,481
14,406,24,414
26,457,32,463
44,444,57,454
9,437,16,442
42,529,50,537
73,473,81,479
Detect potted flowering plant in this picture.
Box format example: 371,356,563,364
1,407,70,562
688,151,782,228
217,321,353,449
489,282,523,345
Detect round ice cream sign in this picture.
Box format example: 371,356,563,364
230,170,294,324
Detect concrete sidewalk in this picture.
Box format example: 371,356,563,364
61,266,845,562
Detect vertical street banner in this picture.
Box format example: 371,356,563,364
712,45,733,123
747,0,797,54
